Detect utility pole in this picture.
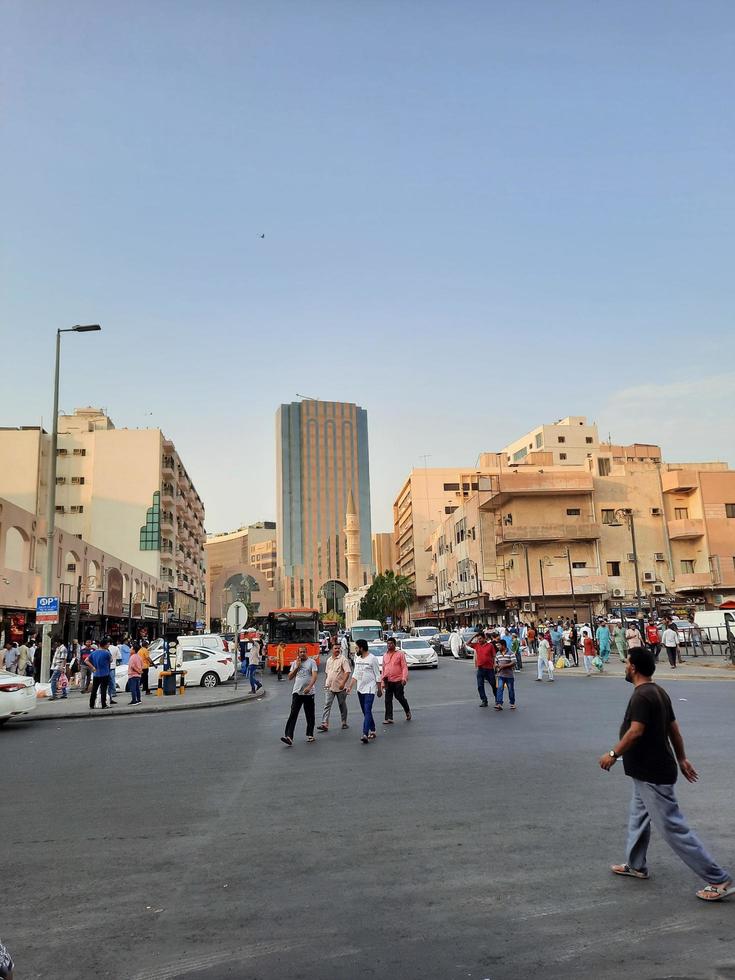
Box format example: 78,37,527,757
565,547,577,622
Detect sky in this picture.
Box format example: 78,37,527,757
2,0,734,535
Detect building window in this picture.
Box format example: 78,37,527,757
71,476,85,485
607,561,621,576
598,458,611,476
725,504,735,518
585,437,593,444
56,448,68,456
70,505,84,514
444,506,457,515
139,491,161,551
572,561,587,569
56,476,66,485
566,508,581,516
471,482,478,490
512,447,528,462
674,507,689,520
680,559,695,574
443,483,460,491
557,436,566,444
55,505,65,514
72,448,86,456
559,453,567,460
601,509,615,524
535,433,543,448
455,518,467,544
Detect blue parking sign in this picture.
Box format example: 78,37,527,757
36,596,60,624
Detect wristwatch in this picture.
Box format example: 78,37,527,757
609,750,618,760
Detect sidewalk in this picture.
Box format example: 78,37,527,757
32,680,266,721
553,654,735,682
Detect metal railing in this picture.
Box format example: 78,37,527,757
672,625,735,662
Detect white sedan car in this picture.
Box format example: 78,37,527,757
0,670,37,726
114,647,235,692
398,638,439,669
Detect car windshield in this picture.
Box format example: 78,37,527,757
369,643,388,655
401,639,431,650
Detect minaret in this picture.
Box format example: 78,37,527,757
344,489,361,592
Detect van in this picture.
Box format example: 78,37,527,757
693,611,733,644
410,626,438,640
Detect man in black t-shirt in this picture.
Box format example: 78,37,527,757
598,648,733,903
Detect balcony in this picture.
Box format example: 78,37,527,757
480,472,594,507
499,574,608,598
667,518,704,540
160,511,174,528
662,470,698,494
674,572,711,592
499,522,600,543
162,456,175,476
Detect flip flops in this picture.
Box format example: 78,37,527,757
611,864,649,879
696,882,735,902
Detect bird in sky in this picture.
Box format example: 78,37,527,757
259,233,265,239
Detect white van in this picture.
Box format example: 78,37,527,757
693,611,734,644
410,626,438,640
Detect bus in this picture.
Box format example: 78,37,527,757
350,619,383,644
266,608,321,673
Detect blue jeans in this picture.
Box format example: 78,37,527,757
496,675,515,706
357,692,376,736
476,668,496,704
50,669,67,698
128,677,141,703
247,663,262,691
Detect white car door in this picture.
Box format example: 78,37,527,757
180,650,210,686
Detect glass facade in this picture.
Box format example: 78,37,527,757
139,491,161,551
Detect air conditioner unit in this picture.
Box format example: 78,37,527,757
653,584,665,594
612,588,624,597
642,572,655,583
654,553,665,561
627,553,636,561
650,507,662,516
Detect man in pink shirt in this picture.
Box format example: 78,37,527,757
126,648,144,705
381,638,411,724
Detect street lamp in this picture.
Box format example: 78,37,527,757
539,556,553,620
609,508,642,614
41,324,102,681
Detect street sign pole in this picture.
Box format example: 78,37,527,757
234,605,240,691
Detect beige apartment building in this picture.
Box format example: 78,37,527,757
371,532,395,575
205,522,278,627
395,418,735,625
0,408,206,630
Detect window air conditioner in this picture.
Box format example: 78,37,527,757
627,553,636,561
612,588,624,597
654,553,665,561
650,508,662,516
653,584,665,594
642,572,655,582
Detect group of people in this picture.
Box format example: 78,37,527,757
280,637,412,746
2,637,40,680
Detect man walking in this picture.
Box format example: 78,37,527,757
16,640,30,677
247,636,263,693
139,640,152,694
88,638,116,709
108,639,120,699
78,639,95,693
494,639,516,710
596,620,612,664
317,640,351,732
645,620,661,662
126,646,143,704
661,617,679,669
449,627,463,661
347,639,383,743
470,629,496,707
49,640,68,699
381,637,411,724
281,645,318,746
536,633,555,681
599,648,733,902
3,642,18,674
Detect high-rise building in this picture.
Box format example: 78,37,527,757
0,407,206,630
371,532,395,575
205,522,278,627
276,399,373,613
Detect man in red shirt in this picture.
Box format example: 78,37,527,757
645,621,661,662
469,630,497,707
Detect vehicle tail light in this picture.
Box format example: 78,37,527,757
0,683,27,692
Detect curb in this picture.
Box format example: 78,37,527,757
30,686,267,722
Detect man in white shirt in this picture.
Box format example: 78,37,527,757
347,639,383,743
108,641,120,698
281,646,318,746
661,618,679,669
50,641,68,699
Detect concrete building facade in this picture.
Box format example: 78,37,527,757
0,408,206,630
205,522,278,627
371,532,395,575
276,400,373,614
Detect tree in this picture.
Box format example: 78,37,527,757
358,571,415,626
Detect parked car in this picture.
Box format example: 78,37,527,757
150,634,231,657
0,670,37,726
114,646,235,691
397,638,439,669
460,628,480,658
410,626,438,640
430,632,452,657
367,641,388,669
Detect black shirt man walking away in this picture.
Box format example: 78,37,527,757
599,648,733,903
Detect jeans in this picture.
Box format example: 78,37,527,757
384,680,410,720
127,677,142,703
357,692,376,736
665,647,677,668
537,656,554,680
141,668,150,694
496,675,515,706
89,675,110,708
322,688,348,725
79,663,91,693
247,663,262,692
626,779,731,883
476,667,496,704
50,669,67,698
109,667,116,699
514,648,523,670
648,643,660,662
285,694,315,739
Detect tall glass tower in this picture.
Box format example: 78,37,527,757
276,400,373,612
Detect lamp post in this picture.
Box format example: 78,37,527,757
539,556,553,620
40,324,102,682
609,508,642,614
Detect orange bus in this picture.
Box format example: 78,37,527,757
266,608,321,674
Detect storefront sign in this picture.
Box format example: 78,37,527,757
107,569,124,617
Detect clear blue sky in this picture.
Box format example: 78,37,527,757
3,0,734,534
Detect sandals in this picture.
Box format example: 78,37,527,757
382,719,394,725
696,882,735,902
306,736,316,743
611,864,649,879
316,724,329,732
341,723,349,729
280,736,293,746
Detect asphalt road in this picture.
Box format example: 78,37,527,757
3,661,734,980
